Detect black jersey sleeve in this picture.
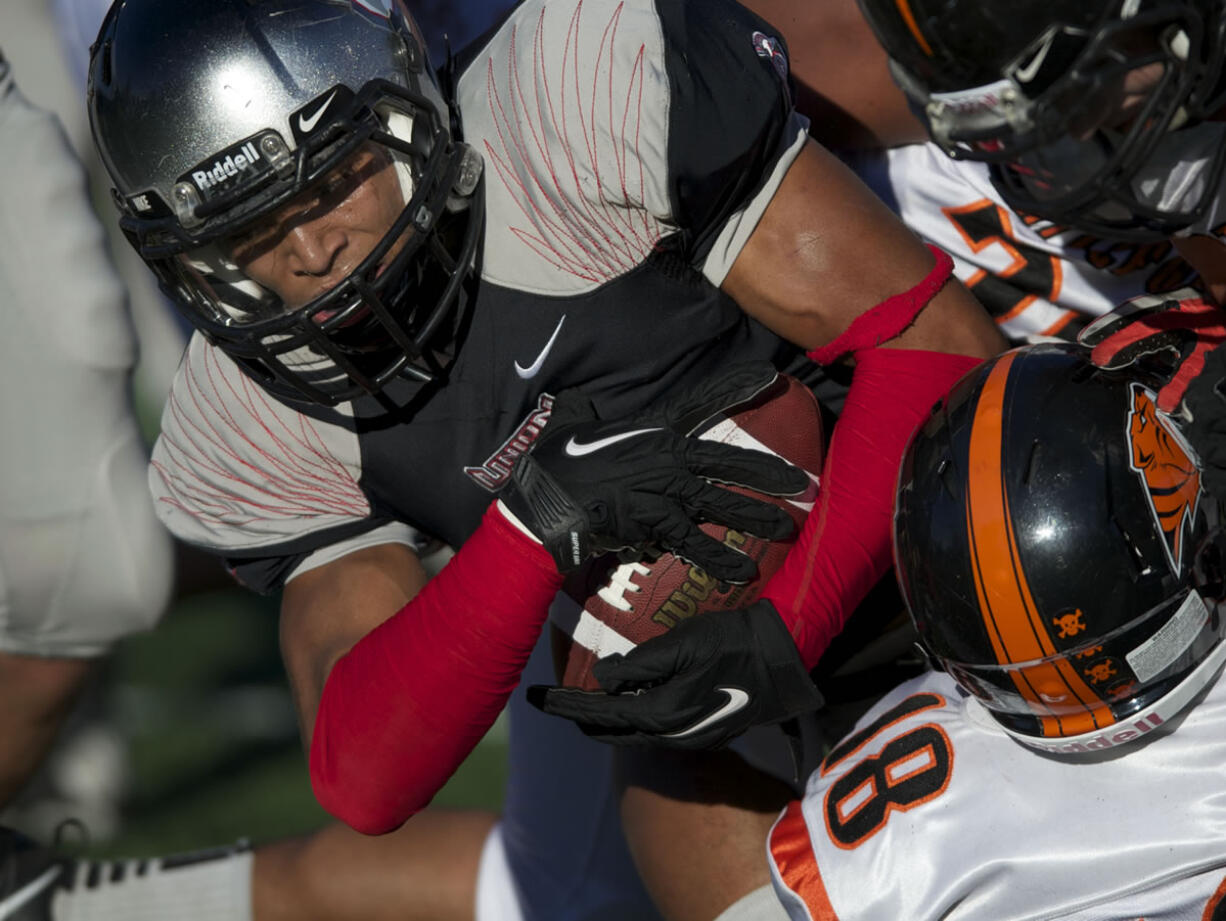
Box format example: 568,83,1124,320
654,0,801,264
222,518,438,594
225,551,314,595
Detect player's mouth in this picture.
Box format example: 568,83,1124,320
310,260,390,326
313,303,373,328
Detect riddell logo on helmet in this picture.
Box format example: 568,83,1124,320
1026,713,1165,753
190,141,262,193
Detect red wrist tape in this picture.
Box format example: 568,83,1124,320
807,245,954,366
309,503,562,835
762,348,982,668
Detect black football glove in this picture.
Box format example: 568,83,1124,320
499,363,810,582
1183,343,1226,499
526,599,824,749
1078,287,1226,413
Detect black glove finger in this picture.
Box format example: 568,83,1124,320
641,505,759,583
527,684,642,726
654,362,780,435
545,388,600,430
599,651,753,749
590,638,694,692
680,440,811,497
672,531,759,584
527,683,703,734
681,482,797,540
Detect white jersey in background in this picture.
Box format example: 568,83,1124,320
852,143,1226,342
0,60,172,657
769,668,1226,921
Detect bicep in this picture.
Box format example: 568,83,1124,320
723,138,1006,359
280,541,430,743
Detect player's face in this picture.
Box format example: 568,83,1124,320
224,144,410,312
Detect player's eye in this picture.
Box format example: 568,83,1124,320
224,218,280,263
317,166,359,201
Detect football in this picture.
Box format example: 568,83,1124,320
549,373,825,690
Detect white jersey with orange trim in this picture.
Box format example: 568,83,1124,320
850,143,1226,342
769,668,1226,921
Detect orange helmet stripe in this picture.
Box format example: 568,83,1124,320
965,351,1115,737
894,0,934,56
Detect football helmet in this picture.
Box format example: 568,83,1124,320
88,0,485,406
894,342,1226,753
855,0,1226,240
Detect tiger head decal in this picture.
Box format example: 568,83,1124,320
1127,383,1202,574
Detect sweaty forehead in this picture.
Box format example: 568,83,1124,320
225,144,398,248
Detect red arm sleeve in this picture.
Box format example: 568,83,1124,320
762,347,983,668
308,503,563,834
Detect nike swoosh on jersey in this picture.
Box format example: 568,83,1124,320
564,427,663,457
514,315,567,379
297,90,338,134
661,687,750,739
0,865,62,917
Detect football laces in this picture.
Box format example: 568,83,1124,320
596,561,652,612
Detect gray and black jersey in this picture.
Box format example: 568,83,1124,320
151,0,814,591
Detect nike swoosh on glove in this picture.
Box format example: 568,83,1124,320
498,363,810,582
526,599,824,749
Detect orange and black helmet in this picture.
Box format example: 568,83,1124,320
894,342,1226,753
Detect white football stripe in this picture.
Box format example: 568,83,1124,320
572,609,638,658
700,418,820,510
698,417,761,448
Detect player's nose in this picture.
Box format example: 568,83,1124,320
287,220,346,278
